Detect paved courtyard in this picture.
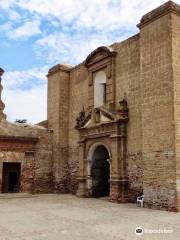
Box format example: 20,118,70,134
0,194,179,240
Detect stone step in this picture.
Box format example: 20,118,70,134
0,193,38,199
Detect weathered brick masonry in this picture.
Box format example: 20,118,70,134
0,120,53,193
47,1,180,211
0,68,53,194
0,1,179,212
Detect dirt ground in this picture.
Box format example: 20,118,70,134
0,194,179,240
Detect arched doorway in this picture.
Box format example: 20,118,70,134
91,145,110,197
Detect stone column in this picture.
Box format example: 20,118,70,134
110,121,129,203
76,140,87,197
0,68,6,121
109,98,129,203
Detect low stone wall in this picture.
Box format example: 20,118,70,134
0,120,53,194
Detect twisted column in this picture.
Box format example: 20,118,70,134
0,68,6,120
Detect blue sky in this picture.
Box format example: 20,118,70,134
0,0,179,123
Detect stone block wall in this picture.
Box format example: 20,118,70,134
47,1,180,211
139,11,176,210
172,13,180,211
66,38,142,199
33,128,53,193
68,64,89,193
47,64,90,194
47,65,71,192
0,120,53,193
111,35,142,201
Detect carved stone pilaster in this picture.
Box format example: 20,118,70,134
76,177,86,197
75,108,86,129
0,68,6,121
76,140,87,197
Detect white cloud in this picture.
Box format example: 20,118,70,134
1,0,180,32
1,67,48,123
11,0,180,31
7,20,41,40
0,22,12,31
35,31,129,65
2,0,178,34
4,0,179,65
0,19,42,40
6,9,21,21
0,0,16,10
1,0,180,123
2,85,47,123
3,66,48,89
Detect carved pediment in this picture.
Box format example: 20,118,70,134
75,107,114,129
75,99,129,130
85,46,116,68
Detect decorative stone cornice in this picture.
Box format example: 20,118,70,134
0,67,6,121
47,64,72,76
75,100,129,130
85,46,116,68
137,1,180,29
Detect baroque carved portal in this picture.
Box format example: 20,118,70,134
75,46,130,202
76,99,129,202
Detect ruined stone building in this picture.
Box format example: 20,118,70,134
0,68,53,194
0,1,180,212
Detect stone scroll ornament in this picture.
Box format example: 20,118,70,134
118,99,128,119
75,107,86,129
0,68,6,121
75,107,92,129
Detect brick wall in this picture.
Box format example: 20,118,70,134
68,64,89,193
139,12,176,211
111,35,142,201
66,38,142,198
46,1,180,211
47,65,71,192
0,120,53,193
172,13,180,211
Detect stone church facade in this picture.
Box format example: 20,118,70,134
0,1,180,212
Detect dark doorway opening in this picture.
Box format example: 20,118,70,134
91,145,110,197
2,163,21,193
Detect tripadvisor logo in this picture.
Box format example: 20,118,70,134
135,227,144,235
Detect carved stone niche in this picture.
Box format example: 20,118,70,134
84,46,116,86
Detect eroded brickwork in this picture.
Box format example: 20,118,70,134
139,11,176,211
47,65,71,192
111,36,142,201
0,119,53,193
172,13,180,211
68,65,89,193
46,1,180,211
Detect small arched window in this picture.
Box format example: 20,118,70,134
94,71,107,108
